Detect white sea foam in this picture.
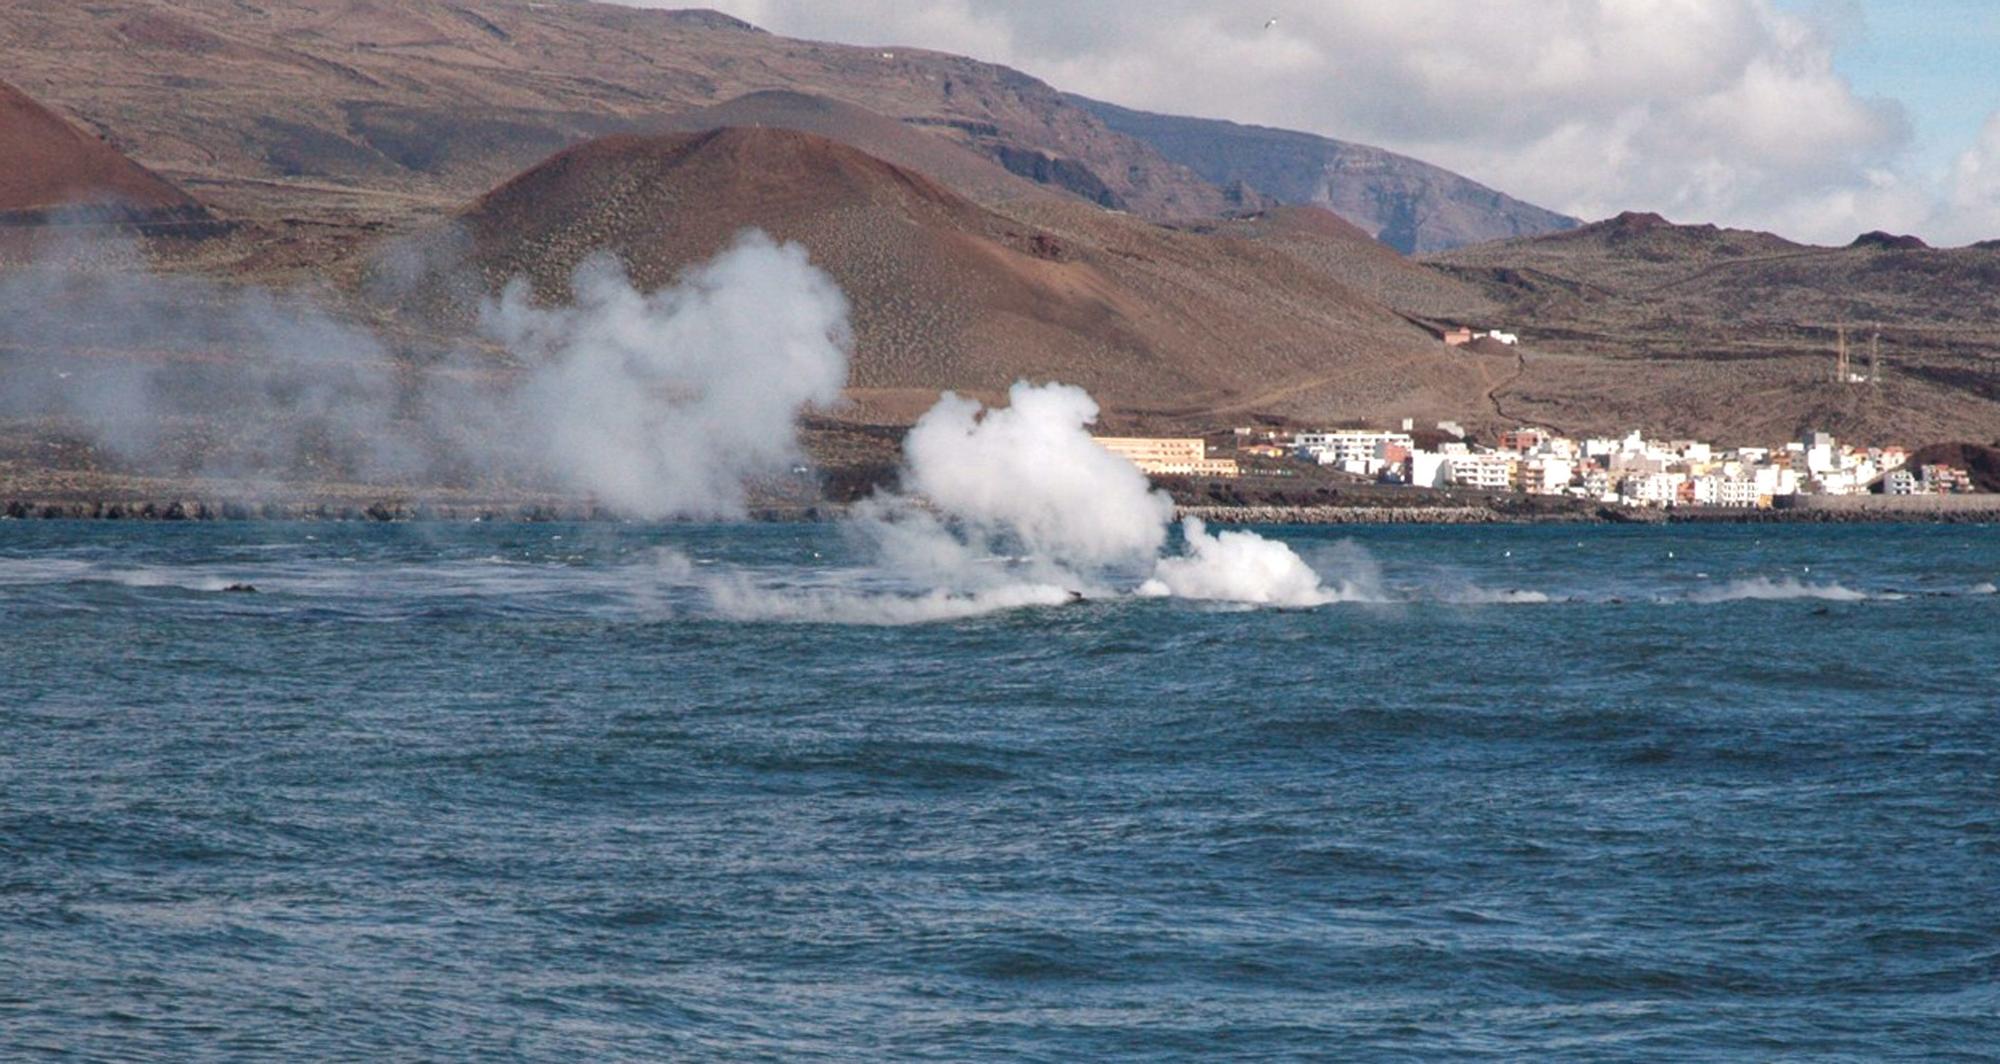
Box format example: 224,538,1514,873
645,547,1074,625
1436,585,1553,605
0,558,95,585
100,568,237,592
1685,576,1871,603
704,576,1077,626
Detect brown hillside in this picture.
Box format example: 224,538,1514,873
441,127,1500,427
0,0,1231,224
1200,206,1500,322
0,79,207,223
651,90,1056,206
1905,443,2000,492
1419,212,2000,445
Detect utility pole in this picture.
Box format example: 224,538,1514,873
1835,322,1849,384
1869,327,1881,385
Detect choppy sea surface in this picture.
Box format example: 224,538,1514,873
2,520,1996,1061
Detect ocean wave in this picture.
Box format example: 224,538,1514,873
1434,585,1553,605
702,576,1078,626
97,569,240,592
1684,577,1871,603
0,558,246,592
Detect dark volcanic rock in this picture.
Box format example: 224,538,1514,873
1906,442,2000,492
1850,231,1930,251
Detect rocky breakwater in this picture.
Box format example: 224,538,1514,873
1178,504,1544,525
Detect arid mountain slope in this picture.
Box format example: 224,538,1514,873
1193,206,1501,323
0,0,1230,223
436,127,1503,426
651,90,1055,205
0,79,208,224
1419,212,2000,444
1074,95,1579,253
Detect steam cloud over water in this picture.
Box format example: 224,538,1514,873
483,235,851,518
703,381,1348,621
0,240,412,477
6,230,1347,617
897,384,1173,568
0,230,850,518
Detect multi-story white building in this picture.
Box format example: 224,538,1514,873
1625,472,1686,507
1752,465,1800,499
1690,475,1763,508
1443,453,1516,491
1296,431,1413,477
1718,478,1763,507
1520,457,1575,495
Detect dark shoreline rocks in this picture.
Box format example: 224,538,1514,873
0,498,840,523
5,496,1995,525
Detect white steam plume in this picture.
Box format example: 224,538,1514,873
706,380,1346,622
1140,518,1346,607
0,229,850,517
893,382,1172,570
481,232,851,518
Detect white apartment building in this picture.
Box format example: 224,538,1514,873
1296,431,1413,478
1752,466,1800,498
1520,457,1575,495
1625,472,1685,507
1444,453,1516,491
1410,450,1452,489
1690,475,1763,508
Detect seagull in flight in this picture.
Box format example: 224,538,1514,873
1264,16,1279,29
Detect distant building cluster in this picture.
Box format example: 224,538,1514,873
1250,421,1978,508
1441,327,1518,347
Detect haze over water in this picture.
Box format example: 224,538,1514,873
3,521,1996,1060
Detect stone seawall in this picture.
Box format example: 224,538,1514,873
5,496,1992,525
1177,505,1554,525
0,499,835,523
1775,494,2000,516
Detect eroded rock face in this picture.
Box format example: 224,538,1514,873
1070,94,1579,253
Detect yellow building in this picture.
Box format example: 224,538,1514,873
1094,437,1240,477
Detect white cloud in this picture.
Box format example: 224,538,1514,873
1942,110,2000,244
618,0,1998,245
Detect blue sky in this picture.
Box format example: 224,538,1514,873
1804,0,2000,171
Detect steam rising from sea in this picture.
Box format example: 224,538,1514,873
686,380,1357,620
14,231,1985,623
0,229,849,520
2,229,1357,615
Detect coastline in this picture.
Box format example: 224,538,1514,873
5,496,1995,525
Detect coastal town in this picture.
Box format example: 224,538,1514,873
1098,421,1985,509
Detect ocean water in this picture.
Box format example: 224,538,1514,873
2,520,1996,1061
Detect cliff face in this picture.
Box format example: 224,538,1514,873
1071,95,1579,254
